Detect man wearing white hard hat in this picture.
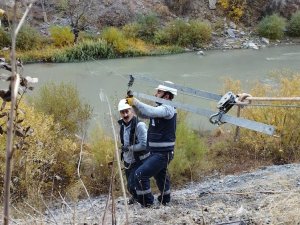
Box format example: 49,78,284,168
117,99,148,204
126,81,177,207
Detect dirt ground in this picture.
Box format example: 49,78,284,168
13,163,300,225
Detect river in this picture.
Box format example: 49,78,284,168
8,45,300,133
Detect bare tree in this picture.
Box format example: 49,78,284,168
57,0,96,43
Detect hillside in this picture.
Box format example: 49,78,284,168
2,0,300,30
13,163,300,224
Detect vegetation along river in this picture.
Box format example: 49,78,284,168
21,45,300,133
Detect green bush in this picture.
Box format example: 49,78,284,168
136,13,160,41
122,23,140,39
257,14,286,40
16,25,42,50
49,25,74,47
156,19,190,46
287,11,300,37
52,39,115,62
0,27,10,48
189,20,212,47
154,19,211,47
30,82,93,135
169,111,207,184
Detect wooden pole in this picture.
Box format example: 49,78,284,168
243,97,300,102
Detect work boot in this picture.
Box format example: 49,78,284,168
157,194,170,205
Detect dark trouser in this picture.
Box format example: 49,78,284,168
134,151,173,206
124,161,141,200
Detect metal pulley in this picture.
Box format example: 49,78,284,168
209,92,237,125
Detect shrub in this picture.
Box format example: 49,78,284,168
218,0,246,22
287,11,300,37
189,20,212,47
78,31,98,42
223,72,300,164
0,102,82,203
52,39,115,62
136,13,160,41
81,126,115,195
122,23,140,39
154,19,211,47
30,82,93,136
257,14,286,40
101,27,128,53
156,19,190,46
16,25,42,50
0,27,10,48
169,111,207,184
49,25,74,47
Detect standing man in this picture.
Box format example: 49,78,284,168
126,81,177,207
117,99,149,204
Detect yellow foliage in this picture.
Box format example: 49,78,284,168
224,71,300,164
0,102,82,202
127,38,149,54
49,26,74,47
219,0,229,9
101,27,128,53
218,0,245,22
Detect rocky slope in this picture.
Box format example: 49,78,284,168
14,163,300,224
2,0,300,28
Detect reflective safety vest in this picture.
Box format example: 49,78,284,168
147,111,177,152
118,116,149,161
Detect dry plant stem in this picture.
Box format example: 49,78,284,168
102,162,114,225
105,94,129,224
3,2,35,224
40,195,58,225
23,201,56,224
77,131,97,220
58,192,73,212
77,131,92,199
112,169,116,225
12,205,35,221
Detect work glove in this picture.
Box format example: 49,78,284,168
121,146,130,153
126,97,135,106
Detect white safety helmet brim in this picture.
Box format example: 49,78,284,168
118,99,132,111
156,82,177,96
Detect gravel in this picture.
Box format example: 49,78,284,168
13,163,300,224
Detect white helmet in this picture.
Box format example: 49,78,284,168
156,81,177,96
118,99,132,111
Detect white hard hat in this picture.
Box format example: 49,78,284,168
118,99,132,111
156,81,177,96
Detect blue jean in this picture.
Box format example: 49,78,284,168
134,151,173,206
124,161,142,199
